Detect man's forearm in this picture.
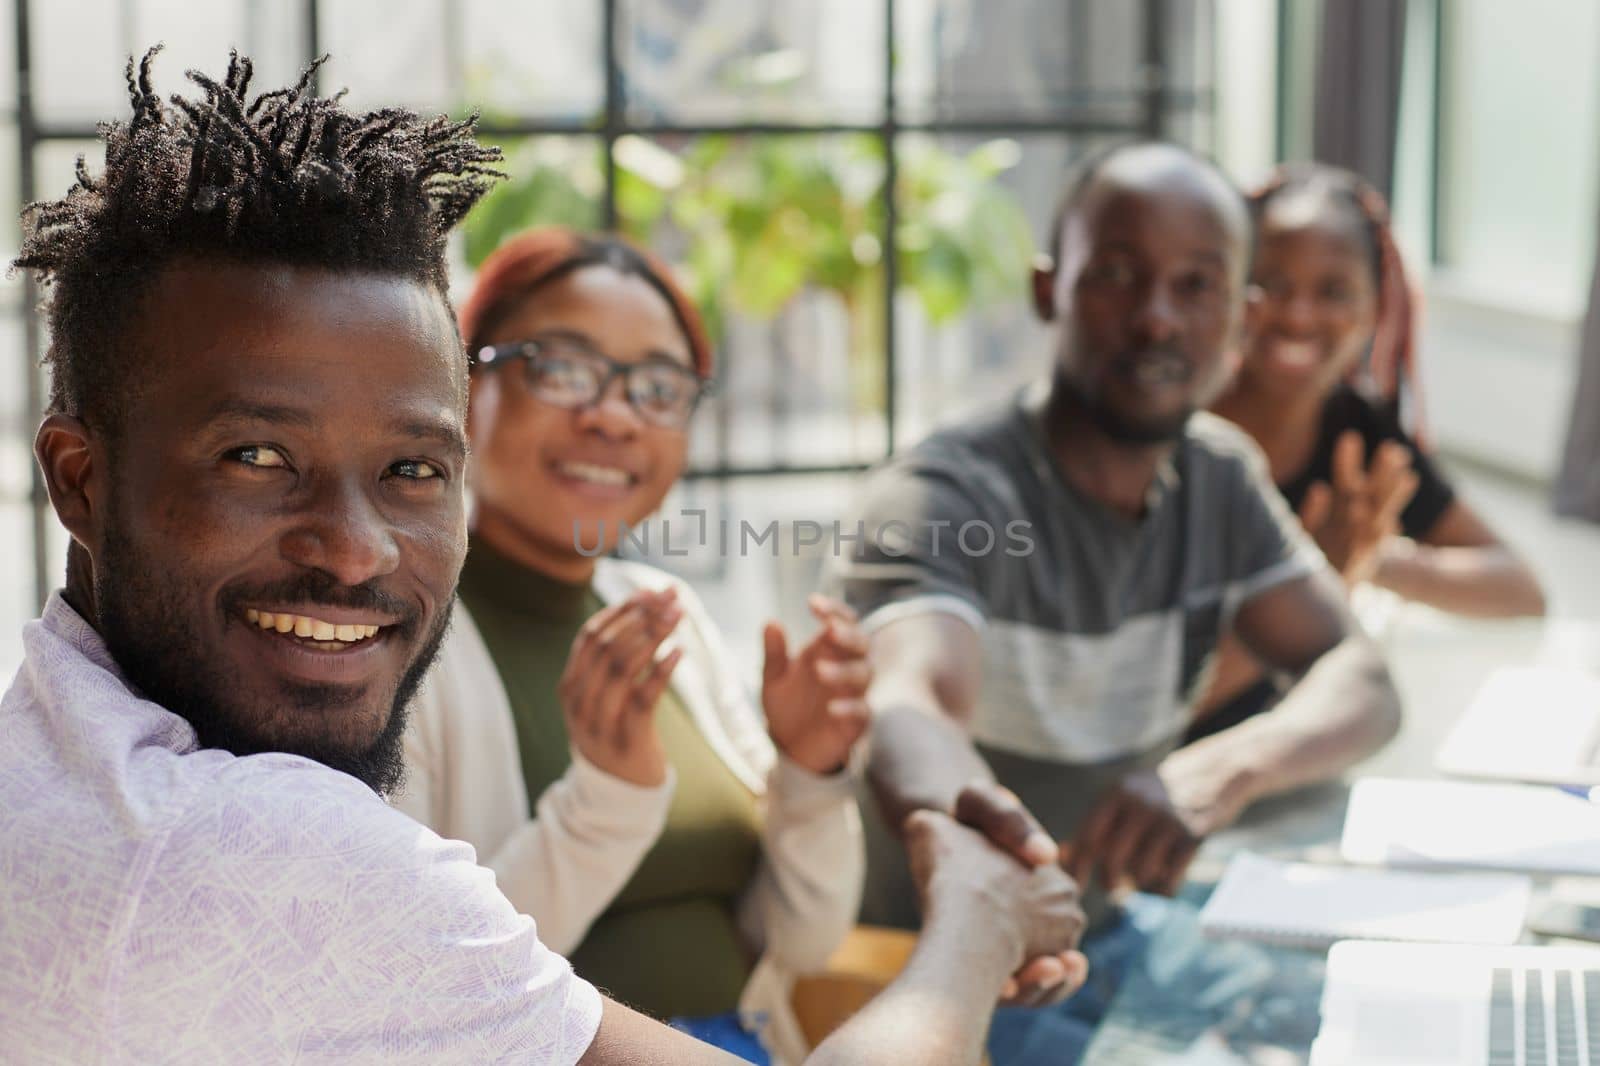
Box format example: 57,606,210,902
866,705,994,831
1188,635,1401,806
807,893,1017,1066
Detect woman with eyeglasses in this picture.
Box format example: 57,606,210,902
394,228,870,1063
1188,164,1545,743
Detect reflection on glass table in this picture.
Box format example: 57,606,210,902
1082,892,1327,1065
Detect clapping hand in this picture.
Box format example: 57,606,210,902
1298,431,1419,585
556,588,683,787
761,595,874,775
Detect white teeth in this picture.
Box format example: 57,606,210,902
560,461,631,487
248,609,382,644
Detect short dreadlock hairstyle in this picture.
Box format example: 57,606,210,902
12,46,503,437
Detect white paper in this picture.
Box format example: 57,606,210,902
1342,777,1600,876
1201,850,1530,948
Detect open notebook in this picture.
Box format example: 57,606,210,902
1199,851,1530,950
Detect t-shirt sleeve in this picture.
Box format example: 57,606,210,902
121,756,602,1065
823,459,992,634
1221,437,1326,613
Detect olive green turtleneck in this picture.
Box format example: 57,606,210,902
457,537,763,1019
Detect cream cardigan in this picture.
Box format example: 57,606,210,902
391,557,863,1060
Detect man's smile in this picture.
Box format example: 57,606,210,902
235,603,407,684
244,606,388,647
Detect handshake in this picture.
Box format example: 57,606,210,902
907,783,1091,1006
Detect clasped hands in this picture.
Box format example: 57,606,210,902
925,745,1259,1006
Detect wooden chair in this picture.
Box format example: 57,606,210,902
788,926,994,1064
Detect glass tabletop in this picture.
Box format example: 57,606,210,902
1080,609,1600,1064
1081,891,1328,1065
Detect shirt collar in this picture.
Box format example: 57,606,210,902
41,591,126,680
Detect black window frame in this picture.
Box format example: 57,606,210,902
10,0,1212,608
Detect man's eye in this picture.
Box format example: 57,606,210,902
390,459,444,481
1089,262,1136,286
230,445,289,469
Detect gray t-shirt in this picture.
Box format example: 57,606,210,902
827,382,1320,925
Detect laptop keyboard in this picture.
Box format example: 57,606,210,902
1489,967,1600,1065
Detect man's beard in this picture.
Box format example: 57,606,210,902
92,507,452,796
1056,366,1195,446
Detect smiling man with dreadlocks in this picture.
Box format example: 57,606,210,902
0,49,1087,1066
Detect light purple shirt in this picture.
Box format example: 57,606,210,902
0,595,602,1064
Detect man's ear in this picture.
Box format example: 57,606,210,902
35,413,100,553
1031,255,1057,322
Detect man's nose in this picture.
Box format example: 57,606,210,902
278,479,401,587
1133,281,1182,344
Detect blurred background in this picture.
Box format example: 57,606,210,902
2,0,1597,675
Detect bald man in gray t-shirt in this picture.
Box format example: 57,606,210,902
829,382,1322,926
831,143,1402,963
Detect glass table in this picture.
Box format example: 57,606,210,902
1082,609,1600,1064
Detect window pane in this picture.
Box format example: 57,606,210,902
582,134,892,468
456,135,605,272
33,139,105,205
0,0,15,117
461,0,603,121
896,0,1214,127
319,0,454,113
898,0,1158,126
891,132,1124,447
1440,0,1600,314
619,0,885,126
31,0,307,125
0,500,35,677
1,118,19,305
633,473,861,659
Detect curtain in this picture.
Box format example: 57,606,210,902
1312,0,1408,199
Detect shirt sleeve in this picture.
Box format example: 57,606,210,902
119,756,603,1065
1222,436,1327,615
823,460,992,634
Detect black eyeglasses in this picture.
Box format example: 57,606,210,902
473,334,713,430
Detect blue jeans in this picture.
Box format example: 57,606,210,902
669,1012,770,1065
985,896,1163,1066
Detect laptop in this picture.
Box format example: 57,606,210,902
1437,667,1600,787
1312,941,1600,1065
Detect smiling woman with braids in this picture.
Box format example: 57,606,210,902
1189,164,1545,742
